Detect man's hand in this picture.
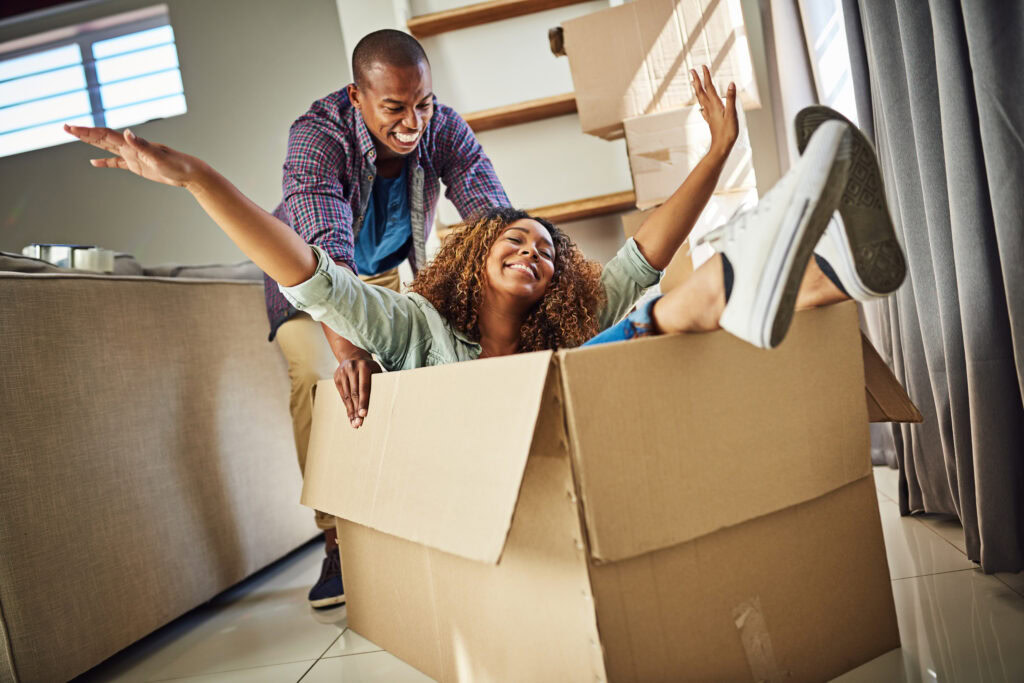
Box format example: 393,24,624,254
690,65,738,159
321,322,381,429
334,357,382,428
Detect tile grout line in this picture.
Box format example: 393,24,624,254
296,630,345,682
890,567,979,582
903,508,970,558
321,648,387,660
877,476,1024,599
993,575,1024,599
148,657,321,682
296,658,319,683
876,482,971,559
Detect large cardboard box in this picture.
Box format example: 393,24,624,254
562,0,760,139
624,105,757,209
304,303,914,681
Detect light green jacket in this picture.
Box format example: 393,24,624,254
281,238,661,371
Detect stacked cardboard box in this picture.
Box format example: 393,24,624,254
562,0,760,139
624,104,757,210
563,0,762,276
304,303,917,681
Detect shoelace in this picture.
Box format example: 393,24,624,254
691,197,761,253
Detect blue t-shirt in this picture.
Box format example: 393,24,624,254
354,164,413,275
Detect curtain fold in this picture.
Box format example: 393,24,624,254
845,0,1024,572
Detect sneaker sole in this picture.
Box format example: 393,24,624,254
795,106,906,295
310,593,346,609
762,127,852,347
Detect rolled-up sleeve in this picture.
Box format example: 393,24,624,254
280,246,432,370
597,237,663,330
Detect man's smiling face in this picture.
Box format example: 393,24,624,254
348,60,434,160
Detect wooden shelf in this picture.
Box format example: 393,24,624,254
408,0,591,38
439,190,636,240
463,93,577,132
529,190,637,223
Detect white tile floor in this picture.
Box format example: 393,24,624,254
78,466,1024,682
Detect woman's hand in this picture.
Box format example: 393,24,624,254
690,65,738,159
64,124,206,190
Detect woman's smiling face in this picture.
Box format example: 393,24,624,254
483,218,557,305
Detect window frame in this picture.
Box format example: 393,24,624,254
0,5,184,157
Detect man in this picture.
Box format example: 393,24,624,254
264,29,509,608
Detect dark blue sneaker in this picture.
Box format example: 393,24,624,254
308,547,345,609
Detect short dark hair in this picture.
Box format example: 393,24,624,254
351,29,430,89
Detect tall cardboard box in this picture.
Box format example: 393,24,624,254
562,0,760,139
624,105,757,209
304,303,912,682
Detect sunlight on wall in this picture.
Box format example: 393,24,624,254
798,0,858,126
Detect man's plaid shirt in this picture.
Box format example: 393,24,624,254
263,87,510,339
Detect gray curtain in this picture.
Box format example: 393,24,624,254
842,0,1024,573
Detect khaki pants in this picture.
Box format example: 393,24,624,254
275,267,401,530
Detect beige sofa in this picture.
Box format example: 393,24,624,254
0,254,317,682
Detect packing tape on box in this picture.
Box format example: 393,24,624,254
732,597,784,683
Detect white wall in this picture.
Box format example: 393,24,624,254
0,0,349,265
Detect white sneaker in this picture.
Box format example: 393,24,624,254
795,106,906,299
696,120,852,348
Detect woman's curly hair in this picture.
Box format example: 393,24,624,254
410,207,606,351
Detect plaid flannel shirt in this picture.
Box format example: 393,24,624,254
263,87,510,340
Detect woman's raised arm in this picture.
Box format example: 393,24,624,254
65,124,319,286
632,66,739,271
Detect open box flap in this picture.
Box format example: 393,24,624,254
302,351,554,565
557,303,872,564
861,333,923,423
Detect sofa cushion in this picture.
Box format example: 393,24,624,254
113,253,145,276
0,250,144,275
143,261,263,280
0,251,66,273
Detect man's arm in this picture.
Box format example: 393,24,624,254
281,113,383,426
633,67,739,270
281,113,359,267
433,105,511,219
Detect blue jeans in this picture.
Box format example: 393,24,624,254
583,295,662,346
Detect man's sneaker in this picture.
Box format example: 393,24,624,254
308,547,345,609
795,105,906,299
696,120,852,348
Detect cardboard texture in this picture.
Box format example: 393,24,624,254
304,302,910,681
562,0,760,139
625,104,757,209
304,351,553,564
861,333,924,423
